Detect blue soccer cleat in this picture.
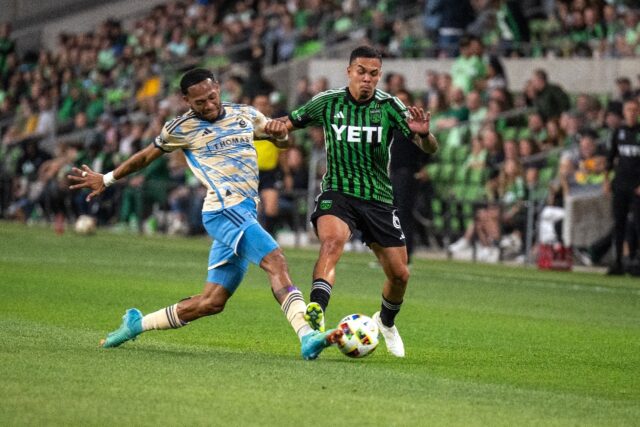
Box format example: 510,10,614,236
100,308,143,348
300,328,343,360
304,302,325,332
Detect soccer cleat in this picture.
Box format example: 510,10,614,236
300,328,343,360
100,308,143,348
372,311,405,357
304,302,325,332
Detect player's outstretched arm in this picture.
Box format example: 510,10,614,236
407,106,438,154
263,119,291,148
275,116,297,132
68,144,164,201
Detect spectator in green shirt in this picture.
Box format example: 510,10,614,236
451,35,486,94
530,68,571,121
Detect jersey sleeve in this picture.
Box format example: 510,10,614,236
249,107,271,139
288,92,327,128
387,96,413,138
154,115,192,152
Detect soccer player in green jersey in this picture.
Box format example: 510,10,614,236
280,46,438,357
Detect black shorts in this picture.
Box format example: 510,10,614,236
258,169,279,191
310,191,406,248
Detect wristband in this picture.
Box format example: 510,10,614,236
103,171,117,187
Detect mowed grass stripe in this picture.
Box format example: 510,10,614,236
0,318,636,427
0,221,639,426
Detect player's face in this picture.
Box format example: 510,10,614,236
184,79,222,121
622,100,639,125
347,57,381,101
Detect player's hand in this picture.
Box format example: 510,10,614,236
602,180,611,196
67,164,106,202
635,185,640,196
407,106,431,136
264,119,288,140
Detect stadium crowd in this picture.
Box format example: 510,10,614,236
1,0,640,274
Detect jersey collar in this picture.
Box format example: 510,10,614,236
192,106,227,123
211,106,227,122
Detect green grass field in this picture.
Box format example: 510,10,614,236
1,221,639,426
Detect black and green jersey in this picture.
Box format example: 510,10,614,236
289,87,412,204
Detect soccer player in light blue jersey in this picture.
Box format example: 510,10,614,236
68,69,342,360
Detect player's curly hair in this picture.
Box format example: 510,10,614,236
180,68,217,95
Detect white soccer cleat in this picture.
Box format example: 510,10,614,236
372,311,405,357
448,237,470,253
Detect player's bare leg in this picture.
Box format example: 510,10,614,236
176,284,230,321
100,283,229,348
307,215,351,331
260,247,342,359
370,244,409,357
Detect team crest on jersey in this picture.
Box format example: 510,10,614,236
320,200,333,210
370,109,381,124
392,210,405,239
238,119,247,128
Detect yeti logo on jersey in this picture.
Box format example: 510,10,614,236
392,210,405,239
238,119,247,128
331,124,383,143
320,200,333,210
370,109,381,124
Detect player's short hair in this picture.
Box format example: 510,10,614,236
180,68,217,95
533,68,548,83
349,45,382,65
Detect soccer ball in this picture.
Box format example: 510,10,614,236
74,215,97,235
336,313,379,358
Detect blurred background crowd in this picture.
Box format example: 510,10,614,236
1,0,640,272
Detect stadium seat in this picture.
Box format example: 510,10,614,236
431,198,443,216
426,163,440,182
454,145,470,163
462,185,485,202
452,184,466,200
461,201,474,217
438,143,456,164
467,168,486,185
439,164,455,184
453,167,468,184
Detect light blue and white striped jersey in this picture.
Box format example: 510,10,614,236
154,103,273,211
